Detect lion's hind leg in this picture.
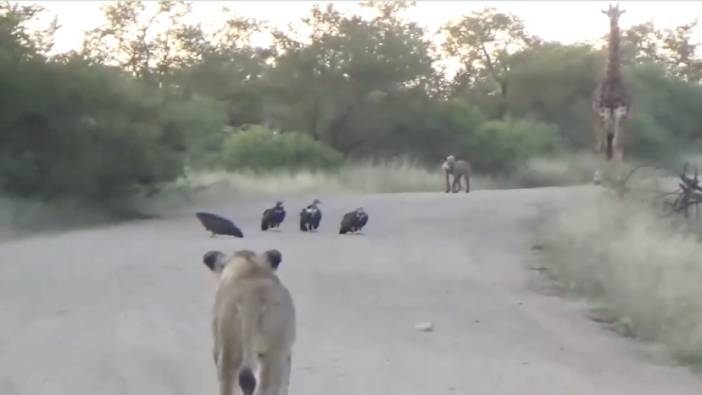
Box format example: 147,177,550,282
216,346,243,395
281,354,292,395
257,352,287,395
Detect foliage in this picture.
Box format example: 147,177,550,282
160,95,229,168
421,98,485,162
263,2,436,154
442,7,540,119
81,0,195,82
3,1,702,210
505,43,603,148
621,19,702,83
0,58,189,201
0,3,221,208
625,63,702,161
219,125,344,172
465,119,560,173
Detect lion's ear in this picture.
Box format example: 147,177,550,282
203,250,227,275
262,249,282,270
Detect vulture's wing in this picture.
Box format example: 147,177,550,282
312,210,322,228
196,212,244,238
339,212,355,234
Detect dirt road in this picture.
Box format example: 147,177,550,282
1,186,701,394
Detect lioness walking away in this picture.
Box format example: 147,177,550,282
202,249,296,395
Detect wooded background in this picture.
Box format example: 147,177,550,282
1,0,701,205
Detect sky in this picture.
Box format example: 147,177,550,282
17,0,702,55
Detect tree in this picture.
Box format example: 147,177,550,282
0,1,57,61
442,7,540,119
81,0,196,83
0,2,227,208
621,21,665,65
264,2,436,154
620,19,702,83
662,20,702,83
505,43,603,148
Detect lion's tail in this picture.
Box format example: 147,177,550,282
238,300,262,395
239,367,256,395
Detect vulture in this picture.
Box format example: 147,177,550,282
261,201,286,231
299,199,322,232
195,211,244,238
339,207,369,234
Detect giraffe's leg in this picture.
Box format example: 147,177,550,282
594,121,606,184
611,106,629,165
605,132,615,161
613,147,624,163
593,108,612,183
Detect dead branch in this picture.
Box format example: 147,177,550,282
671,163,702,219
619,162,702,221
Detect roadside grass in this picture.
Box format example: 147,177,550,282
536,191,702,369
0,154,602,240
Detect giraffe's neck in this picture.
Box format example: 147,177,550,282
605,18,622,84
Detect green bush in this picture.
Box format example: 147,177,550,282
220,125,344,172
159,95,229,168
464,119,561,174
628,112,675,162
0,58,201,203
625,63,702,162
422,98,485,161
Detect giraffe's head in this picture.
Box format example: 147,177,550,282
602,4,625,20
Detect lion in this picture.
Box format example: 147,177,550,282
441,154,471,193
202,248,296,395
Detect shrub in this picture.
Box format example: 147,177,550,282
159,95,229,168
625,63,702,162
628,112,675,162
464,119,561,174
219,125,344,172
0,59,191,203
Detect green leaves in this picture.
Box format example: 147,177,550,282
220,125,344,172
467,119,560,174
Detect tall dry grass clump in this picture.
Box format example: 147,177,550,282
539,194,702,365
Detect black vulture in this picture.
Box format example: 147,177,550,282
299,199,322,232
261,201,286,231
196,212,244,238
339,208,369,234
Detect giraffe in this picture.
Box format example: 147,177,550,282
593,3,631,174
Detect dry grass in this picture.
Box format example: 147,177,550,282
509,153,601,188
538,193,702,366
162,157,502,203
0,158,480,239
171,154,604,201
1,155,597,240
